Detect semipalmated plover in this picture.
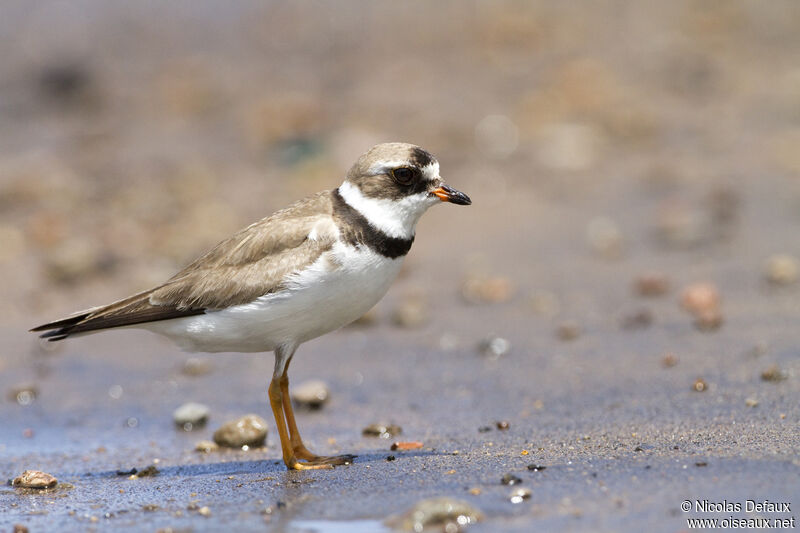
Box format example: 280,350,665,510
31,142,471,470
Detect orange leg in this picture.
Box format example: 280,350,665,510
268,349,354,470
280,374,354,466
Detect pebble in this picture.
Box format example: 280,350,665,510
392,295,428,328
680,282,719,315
693,309,723,331
478,336,511,359
173,402,210,430
692,378,708,392
745,397,759,408
556,321,581,341
586,217,624,259
661,353,679,368
764,254,799,285
198,506,211,517
291,380,330,410
634,273,670,297
387,497,483,532
362,423,402,439
213,414,268,448
181,357,213,377
12,470,57,489
527,464,547,471
13,525,28,533
461,275,514,304
391,441,423,451
509,487,532,504
135,465,159,478
496,421,510,430
761,365,788,382
8,384,38,406
620,308,653,330
501,473,522,485
195,440,219,453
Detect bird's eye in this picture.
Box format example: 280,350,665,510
391,167,416,185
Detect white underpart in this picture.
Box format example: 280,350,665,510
337,179,440,240
143,238,404,354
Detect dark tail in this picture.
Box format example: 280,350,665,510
30,312,93,341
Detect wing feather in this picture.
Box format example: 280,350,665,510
32,191,337,340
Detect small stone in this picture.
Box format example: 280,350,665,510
661,353,679,368
745,397,759,407
501,473,522,485
116,468,137,476
391,295,428,328
692,378,708,392
695,461,708,467
173,402,210,431
620,309,653,330
12,470,57,489
634,273,670,297
391,441,423,451
135,465,159,478
468,487,482,495
8,385,38,406
195,440,219,453
496,421,510,430
461,275,514,304
527,464,547,471
556,321,580,341
761,365,788,382
362,423,402,439
509,487,532,504
291,380,330,410
586,217,624,259
386,455,396,462
213,414,268,448
680,282,720,315
693,309,723,331
478,336,511,359
387,497,483,532
765,254,799,285
198,506,211,517
181,357,213,377
13,525,28,533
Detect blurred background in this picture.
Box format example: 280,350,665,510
2,2,800,531
2,0,798,324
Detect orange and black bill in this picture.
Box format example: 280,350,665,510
432,185,471,205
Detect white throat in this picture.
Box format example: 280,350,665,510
338,180,438,239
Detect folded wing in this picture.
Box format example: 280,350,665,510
31,192,337,340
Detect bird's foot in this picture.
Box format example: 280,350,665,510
286,454,355,470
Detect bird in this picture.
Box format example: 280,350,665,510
31,142,471,470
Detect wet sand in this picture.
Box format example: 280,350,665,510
2,2,799,531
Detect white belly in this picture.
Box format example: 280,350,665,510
142,242,403,353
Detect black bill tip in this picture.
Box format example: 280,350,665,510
432,184,471,206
